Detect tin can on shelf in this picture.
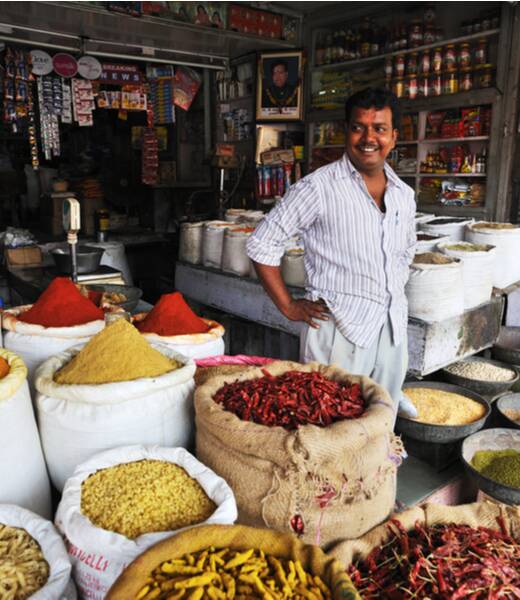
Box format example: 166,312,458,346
418,75,429,97
395,54,405,77
419,50,430,74
459,68,473,91
430,72,442,96
459,43,471,69
406,74,418,99
475,39,488,65
432,47,443,72
406,52,418,75
393,78,405,98
443,44,457,71
443,71,459,94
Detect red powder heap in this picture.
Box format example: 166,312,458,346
18,277,104,327
136,292,210,336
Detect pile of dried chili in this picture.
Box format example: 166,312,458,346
349,518,520,599
213,370,365,430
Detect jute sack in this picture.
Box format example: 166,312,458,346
195,361,403,549
329,501,520,567
106,523,360,600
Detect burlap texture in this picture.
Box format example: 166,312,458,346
194,364,247,387
329,501,520,567
107,524,360,600
195,360,400,548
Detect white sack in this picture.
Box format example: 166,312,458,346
0,350,52,519
179,221,205,265
88,241,133,286
282,248,306,287
55,445,237,599
35,345,196,491
438,242,496,309
465,222,520,289
221,228,253,276
406,259,464,322
202,221,233,269
415,233,450,253
420,217,474,241
0,503,75,600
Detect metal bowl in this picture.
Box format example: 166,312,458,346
442,357,519,396
396,382,490,444
51,245,104,274
491,326,520,367
461,427,520,505
87,284,142,313
496,394,520,430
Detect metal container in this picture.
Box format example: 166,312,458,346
491,326,520,367
461,427,520,505
396,381,490,444
496,394,520,430
87,284,142,313
442,357,519,396
51,245,104,274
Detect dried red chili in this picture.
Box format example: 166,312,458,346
213,370,365,430
348,519,520,599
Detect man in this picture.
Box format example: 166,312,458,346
247,88,417,417
262,60,298,109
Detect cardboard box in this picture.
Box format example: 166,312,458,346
5,246,42,267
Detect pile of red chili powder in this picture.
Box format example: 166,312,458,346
135,292,210,336
18,277,104,327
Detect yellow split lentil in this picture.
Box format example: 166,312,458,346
404,387,487,425
136,547,332,600
81,460,216,539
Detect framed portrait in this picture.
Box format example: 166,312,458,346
256,51,303,121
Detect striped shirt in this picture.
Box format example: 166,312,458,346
246,154,417,348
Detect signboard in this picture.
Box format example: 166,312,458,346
30,50,53,75
99,63,142,85
53,53,78,78
78,56,102,80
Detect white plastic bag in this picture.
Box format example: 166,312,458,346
0,350,52,519
465,222,520,289
55,445,238,599
35,345,196,491
225,208,248,223
406,258,464,322
87,241,133,286
282,248,306,287
202,221,233,269
221,227,254,276
438,241,496,309
420,217,474,241
414,212,436,230
2,306,104,387
0,503,75,600
179,221,205,265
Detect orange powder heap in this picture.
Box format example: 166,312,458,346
18,277,104,327
0,357,9,379
136,292,210,336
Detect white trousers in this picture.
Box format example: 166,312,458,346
300,317,408,413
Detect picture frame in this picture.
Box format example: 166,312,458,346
256,51,304,121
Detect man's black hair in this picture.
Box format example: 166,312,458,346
270,59,289,75
345,88,400,130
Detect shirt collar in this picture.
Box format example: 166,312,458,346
335,153,406,191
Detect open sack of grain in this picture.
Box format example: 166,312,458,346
0,350,52,519
196,360,404,548
34,319,196,490
55,445,237,599
0,503,76,600
330,501,520,598
106,523,359,600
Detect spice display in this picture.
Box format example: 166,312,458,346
349,519,520,598
54,318,179,385
503,409,520,425
214,370,365,430
403,387,486,425
18,277,104,327
413,252,453,265
473,222,518,230
472,449,520,489
0,523,49,599
445,359,516,382
444,242,489,252
0,357,10,379
81,460,216,539
136,292,209,336
136,546,332,600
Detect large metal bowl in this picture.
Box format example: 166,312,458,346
496,394,520,430
442,356,519,396
396,382,490,444
491,326,520,367
51,245,104,274
461,427,520,505
87,284,142,313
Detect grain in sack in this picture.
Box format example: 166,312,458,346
420,216,474,241
196,360,404,548
55,445,237,599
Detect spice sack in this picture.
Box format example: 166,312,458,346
0,350,52,519
196,361,403,549
35,344,196,491
55,445,237,600
0,503,76,600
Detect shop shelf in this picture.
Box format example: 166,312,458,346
420,136,490,144
418,173,487,177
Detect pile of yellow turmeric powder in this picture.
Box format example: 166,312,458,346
54,318,180,385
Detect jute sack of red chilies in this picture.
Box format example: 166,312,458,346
195,360,403,549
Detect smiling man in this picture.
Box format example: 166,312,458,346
247,88,417,418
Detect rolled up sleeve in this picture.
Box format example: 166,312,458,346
246,179,320,266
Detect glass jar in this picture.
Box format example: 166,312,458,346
418,75,429,97
395,54,405,77
420,50,430,74
443,44,457,71
406,52,418,75
475,39,488,65
432,47,443,72
409,20,423,48
406,74,418,99
459,43,471,69
393,77,405,98
384,56,393,79
476,64,493,88
443,71,459,95
459,68,473,92
430,72,442,96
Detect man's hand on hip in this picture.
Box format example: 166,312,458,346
282,298,329,328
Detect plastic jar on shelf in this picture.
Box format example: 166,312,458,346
474,38,488,65
459,43,472,69
459,68,473,92
432,47,443,73
406,74,418,100
443,45,457,71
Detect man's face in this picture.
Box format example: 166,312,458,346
272,65,288,88
345,106,397,175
